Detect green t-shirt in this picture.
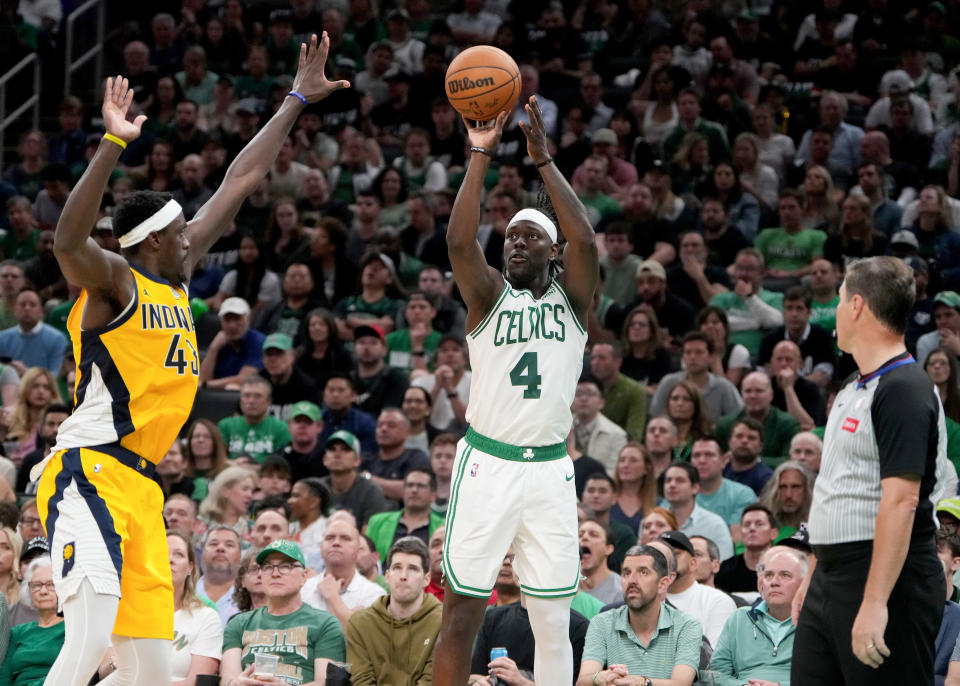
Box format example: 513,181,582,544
334,294,402,324
810,295,839,334
715,407,800,466
571,590,605,620
709,290,784,357
385,328,441,371
0,620,65,686
580,194,622,226
697,478,758,526
217,415,292,461
46,298,75,336
223,604,346,685
0,228,39,261
754,227,827,271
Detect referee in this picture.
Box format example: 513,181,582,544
792,257,949,684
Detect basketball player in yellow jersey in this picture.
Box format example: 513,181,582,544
433,99,597,686
32,36,348,686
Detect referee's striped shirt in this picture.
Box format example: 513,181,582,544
809,352,949,546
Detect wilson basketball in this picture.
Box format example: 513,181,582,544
445,46,522,121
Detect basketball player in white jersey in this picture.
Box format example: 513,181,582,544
433,97,598,686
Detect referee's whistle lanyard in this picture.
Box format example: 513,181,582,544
855,355,915,390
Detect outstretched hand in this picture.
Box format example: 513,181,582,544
291,33,350,102
517,96,551,165
102,76,146,143
462,109,509,152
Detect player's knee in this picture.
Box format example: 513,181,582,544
525,595,572,646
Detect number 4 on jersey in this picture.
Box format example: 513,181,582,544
509,352,542,399
164,333,199,376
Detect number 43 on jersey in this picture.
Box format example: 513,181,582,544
164,333,199,375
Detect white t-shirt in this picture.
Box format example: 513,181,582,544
171,605,224,680
667,581,736,648
300,570,386,611
290,516,327,573
412,371,471,433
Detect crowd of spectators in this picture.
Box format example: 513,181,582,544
8,0,960,683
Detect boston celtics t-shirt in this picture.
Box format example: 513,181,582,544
223,604,346,685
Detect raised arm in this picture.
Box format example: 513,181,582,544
53,77,142,297
518,96,597,325
186,33,349,263
446,112,508,333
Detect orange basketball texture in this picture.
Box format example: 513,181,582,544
445,46,522,121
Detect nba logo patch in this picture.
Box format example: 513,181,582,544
842,417,859,433
62,541,76,577
470,463,479,477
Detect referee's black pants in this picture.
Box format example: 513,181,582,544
792,539,943,685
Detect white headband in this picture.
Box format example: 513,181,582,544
118,199,183,249
506,208,558,244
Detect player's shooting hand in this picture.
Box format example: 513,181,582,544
463,110,509,152
518,96,551,165
102,76,146,144
291,33,350,103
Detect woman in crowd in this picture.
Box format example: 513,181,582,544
168,530,223,684
619,304,674,395
157,439,202,501
926,348,960,477
144,75,185,136
610,442,658,534
909,185,960,278
0,527,20,607
295,307,353,391
699,306,752,387
288,478,331,571
198,466,255,542
670,132,711,197
306,218,357,309
752,103,795,179
402,386,435,453
640,507,679,543
232,550,267,613
130,140,177,192
266,197,311,273
632,64,681,151
802,165,841,233
732,132,779,212
183,419,231,502
701,160,761,241
5,368,61,467
0,557,63,686
372,166,410,229
664,380,713,462
209,234,282,317
824,193,888,267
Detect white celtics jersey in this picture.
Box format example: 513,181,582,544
466,280,587,446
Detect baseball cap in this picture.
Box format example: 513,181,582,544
905,255,929,275
354,324,385,342
21,536,50,564
934,291,960,309
636,259,667,281
269,8,294,23
290,400,322,422
890,231,919,250
95,216,113,233
777,524,812,554
659,530,695,556
591,128,618,145
736,8,758,22
234,98,261,116
336,56,358,72
385,68,412,83
326,429,360,454
387,7,410,21
262,333,293,351
939,497,960,521
219,297,251,318
256,539,306,567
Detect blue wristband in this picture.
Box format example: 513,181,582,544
287,90,309,106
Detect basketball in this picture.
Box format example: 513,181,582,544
445,46,522,121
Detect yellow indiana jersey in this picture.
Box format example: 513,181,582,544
54,265,199,464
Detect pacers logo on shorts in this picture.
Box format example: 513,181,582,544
62,541,76,577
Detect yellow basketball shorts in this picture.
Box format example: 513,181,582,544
442,429,581,599
36,444,173,640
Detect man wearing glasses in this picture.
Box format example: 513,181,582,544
221,539,346,686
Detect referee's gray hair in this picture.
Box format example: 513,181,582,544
20,555,52,610
843,257,915,335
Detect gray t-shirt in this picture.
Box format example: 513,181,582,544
584,572,623,606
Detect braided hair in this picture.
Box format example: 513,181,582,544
536,184,564,278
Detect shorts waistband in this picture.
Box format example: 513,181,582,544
465,427,567,462
88,443,158,480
